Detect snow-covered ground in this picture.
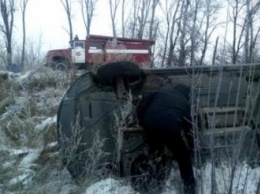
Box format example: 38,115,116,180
85,163,260,194
0,68,259,194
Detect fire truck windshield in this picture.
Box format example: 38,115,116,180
73,41,84,49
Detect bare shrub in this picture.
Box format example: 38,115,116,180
0,69,63,148
58,114,109,188
113,93,133,163
83,130,109,180
0,68,73,193
1,90,40,147
0,72,12,113
20,67,60,90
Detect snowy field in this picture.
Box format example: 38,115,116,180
0,68,259,194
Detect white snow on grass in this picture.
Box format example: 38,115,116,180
162,168,182,194
1,147,42,168
198,162,260,194
0,70,8,74
7,147,35,155
2,148,41,188
16,71,32,82
163,162,260,194
85,178,138,194
84,163,260,194
47,141,58,148
19,149,41,167
35,116,57,131
8,173,31,186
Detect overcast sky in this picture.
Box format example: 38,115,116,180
18,0,228,54
18,0,112,52
14,0,250,55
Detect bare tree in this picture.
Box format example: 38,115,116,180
136,0,152,39
25,35,44,70
159,0,181,67
159,0,221,67
159,0,173,66
121,0,131,37
108,0,120,37
190,0,200,66
20,0,29,70
179,0,190,66
13,34,44,70
79,0,98,36
226,0,260,64
212,36,219,65
60,0,73,42
198,0,221,66
244,0,260,63
129,0,140,38
244,0,251,63
148,0,159,40
228,0,247,64
121,0,125,37
126,0,160,39
0,0,15,69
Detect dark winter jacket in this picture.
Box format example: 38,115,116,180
136,83,192,135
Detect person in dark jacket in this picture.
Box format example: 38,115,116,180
136,83,196,194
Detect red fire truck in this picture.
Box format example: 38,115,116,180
45,35,155,70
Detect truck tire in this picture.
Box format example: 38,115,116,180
94,61,143,86
55,62,67,71
57,71,124,180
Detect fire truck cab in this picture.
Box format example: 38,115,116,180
71,41,85,64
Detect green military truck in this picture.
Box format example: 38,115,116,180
57,62,260,189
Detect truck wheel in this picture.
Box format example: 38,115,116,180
55,62,67,71
57,72,122,181
94,61,143,86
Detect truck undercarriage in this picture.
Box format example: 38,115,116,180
57,62,260,191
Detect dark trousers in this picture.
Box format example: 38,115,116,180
145,127,196,190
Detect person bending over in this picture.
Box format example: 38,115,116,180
136,83,196,194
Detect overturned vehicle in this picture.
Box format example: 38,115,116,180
57,61,260,189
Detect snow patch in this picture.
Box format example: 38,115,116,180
3,161,15,168
8,174,30,186
47,141,58,148
197,162,260,194
19,149,41,167
83,163,260,194
85,178,138,194
8,147,34,155
162,168,182,194
16,71,32,82
35,116,56,131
